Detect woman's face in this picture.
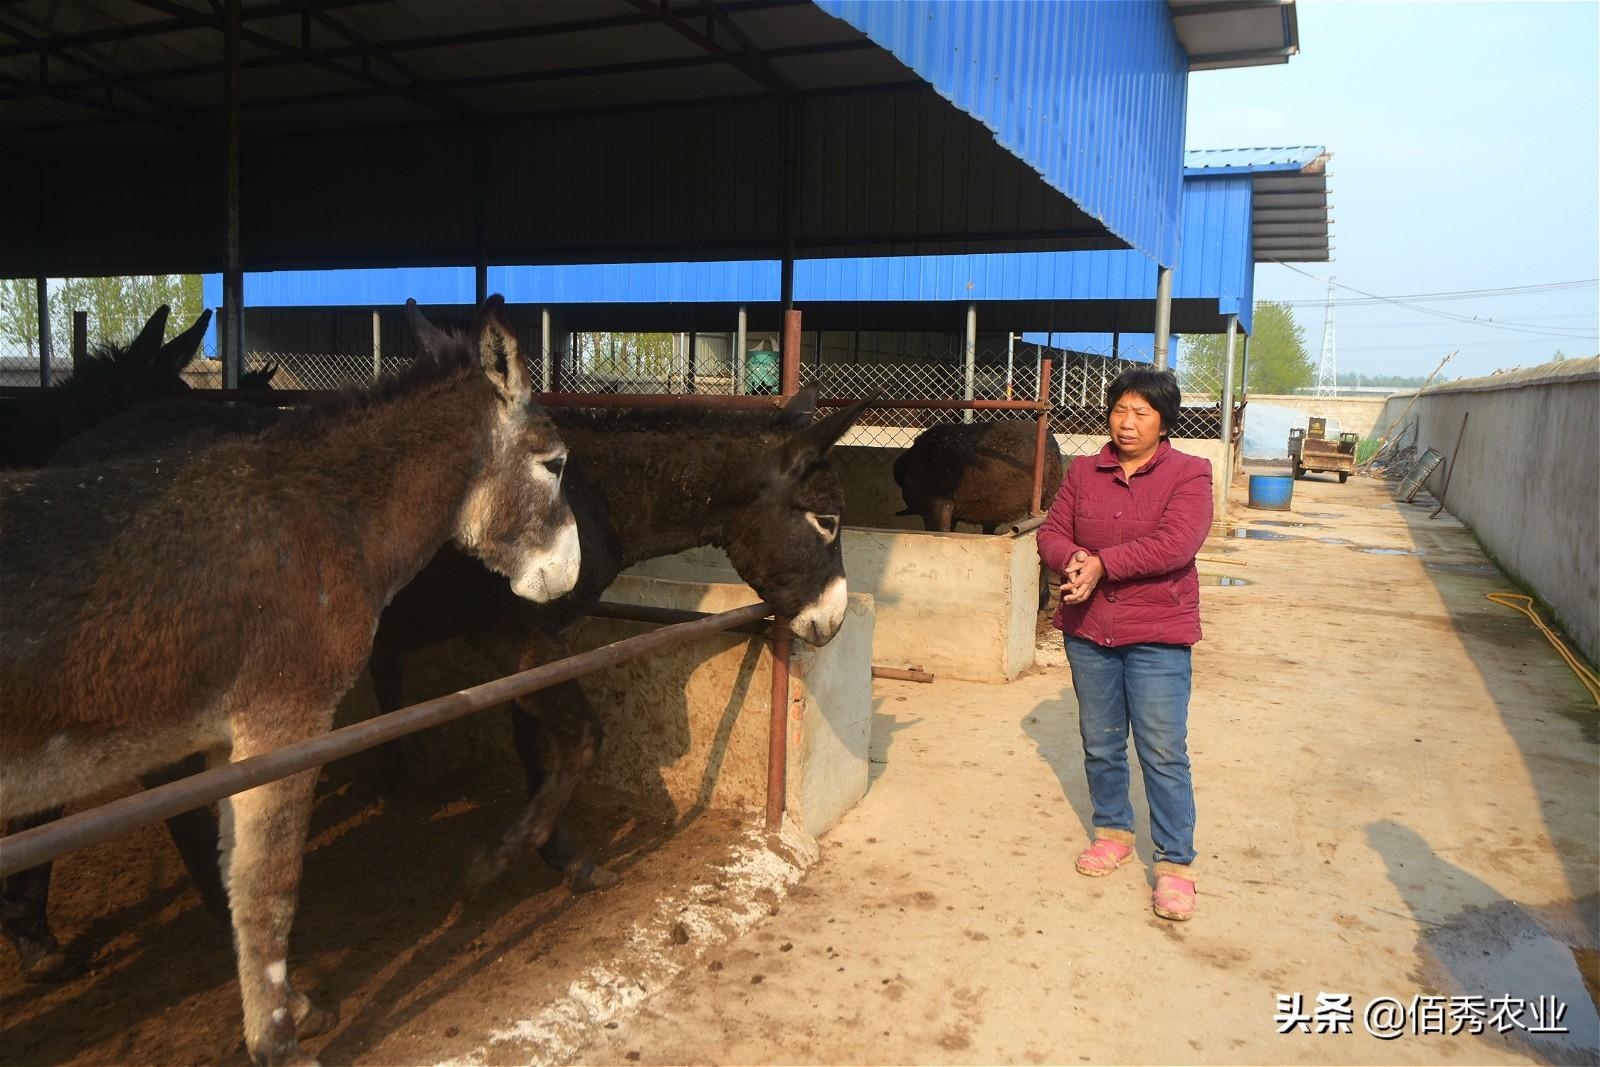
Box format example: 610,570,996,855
1108,390,1164,458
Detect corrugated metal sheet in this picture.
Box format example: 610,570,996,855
814,0,1189,267
211,173,1253,331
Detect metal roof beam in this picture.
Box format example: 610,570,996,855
125,0,464,119
0,0,386,60
0,15,214,138
6,41,881,141
302,6,479,120
623,0,796,98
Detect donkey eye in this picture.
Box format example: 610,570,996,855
806,512,840,542
542,456,566,478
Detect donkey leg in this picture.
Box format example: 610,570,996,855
138,754,230,927
473,668,604,902
509,700,617,893
220,719,334,1067
1,808,75,981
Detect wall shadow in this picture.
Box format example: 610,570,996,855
1365,819,1599,1064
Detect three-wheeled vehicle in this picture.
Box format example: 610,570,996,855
1289,416,1359,482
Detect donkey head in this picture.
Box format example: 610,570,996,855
97,304,211,399
446,296,581,603
718,391,873,646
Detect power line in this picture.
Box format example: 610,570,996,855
1265,262,1600,339
1272,277,1596,308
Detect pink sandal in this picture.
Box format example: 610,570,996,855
1075,837,1135,877
1153,873,1197,921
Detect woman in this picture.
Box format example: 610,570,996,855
1037,367,1213,921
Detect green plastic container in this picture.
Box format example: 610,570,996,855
745,349,780,394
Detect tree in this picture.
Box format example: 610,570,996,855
1178,300,1315,396
0,279,48,360
55,275,205,349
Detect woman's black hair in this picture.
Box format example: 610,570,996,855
1105,367,1182,438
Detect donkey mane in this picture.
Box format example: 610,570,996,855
256,330,487,442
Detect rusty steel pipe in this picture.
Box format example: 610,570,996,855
781,308,802,396
587,600,772,638
1031,358,1054,516
533,392,790,413
815,396,1049,412
766,621,792,833
1008,514,1047,537
871,665,934,684
0,602,775,879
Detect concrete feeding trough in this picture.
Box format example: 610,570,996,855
569,575,876,839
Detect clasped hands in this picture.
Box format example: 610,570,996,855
1060,549,1104,605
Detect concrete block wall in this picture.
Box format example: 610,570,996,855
1376,359,1600,663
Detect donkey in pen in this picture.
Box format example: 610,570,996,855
893,418,1065,609
367,303,873,893
0,304,213,468
2,302,872,979
0,297,581,1066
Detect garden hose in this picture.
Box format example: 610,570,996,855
1486,593,1600,707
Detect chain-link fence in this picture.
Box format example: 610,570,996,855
4,306,1237,458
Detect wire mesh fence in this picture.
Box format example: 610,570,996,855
2,309,1237,459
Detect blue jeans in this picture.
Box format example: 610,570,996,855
1064,637,1196,865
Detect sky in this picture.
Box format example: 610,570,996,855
1185,0,1600,379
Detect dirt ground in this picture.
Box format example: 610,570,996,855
573,470,1599,1066
3,470,1596,1065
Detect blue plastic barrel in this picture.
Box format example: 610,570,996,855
1248,474,1295,511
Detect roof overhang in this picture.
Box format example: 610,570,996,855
0,0,1192,278
1185,146,1331,262
1169,0,1299,71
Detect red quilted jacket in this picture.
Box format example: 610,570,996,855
1037,439,1213,648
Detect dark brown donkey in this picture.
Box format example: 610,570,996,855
0,297,581,1067
1,305,871,987
374,302,870,892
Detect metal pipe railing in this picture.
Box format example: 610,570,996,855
0,601,776,879
1030,359,1054,515
766,622,793,832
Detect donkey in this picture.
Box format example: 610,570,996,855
2,304,871,983
372,301,871,892
893,418,1064,610
0,304,212,468
893,418,1063,534
0,296,581,1067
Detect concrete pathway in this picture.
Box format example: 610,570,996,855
578,474,1599,1065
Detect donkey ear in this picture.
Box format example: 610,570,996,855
155,308,212,377
473,294,530,406
777,391,875,477
778,385,819,428
404,298,452,359
128,305,173,366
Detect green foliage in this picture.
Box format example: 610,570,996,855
0,276,205,362
1179,300,1315,396
0,278,46,359
1355,438,1382,465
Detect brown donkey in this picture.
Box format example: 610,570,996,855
0,296,580,1066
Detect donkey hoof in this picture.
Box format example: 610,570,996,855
248,1039,319,1067
292,994,340,1039
565,859,619,893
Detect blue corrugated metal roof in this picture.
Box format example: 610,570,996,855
1183,145,1326,175
816,0,1190,267
206,173,1258,331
